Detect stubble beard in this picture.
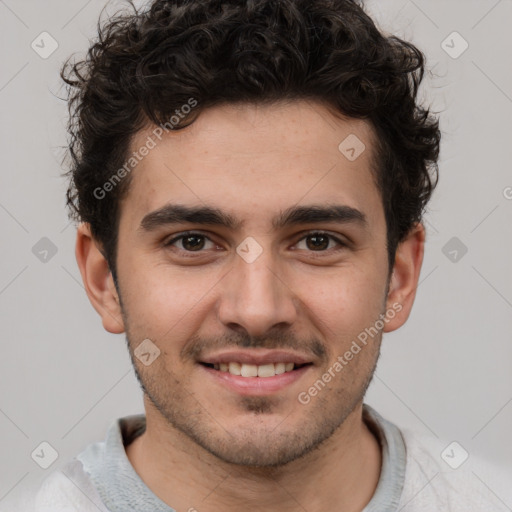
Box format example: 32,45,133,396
125,329,381,469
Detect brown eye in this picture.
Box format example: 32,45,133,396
294,232,346,252
306,234,330,250
181,235,206,251
165,232,215,252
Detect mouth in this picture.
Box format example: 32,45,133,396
197,350,315,395
200,361,312,378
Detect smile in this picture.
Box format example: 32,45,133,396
202,362,310,378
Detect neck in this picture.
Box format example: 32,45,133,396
126,401,382,512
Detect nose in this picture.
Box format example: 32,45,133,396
216,246,298,337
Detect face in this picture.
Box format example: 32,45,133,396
101,101,400,466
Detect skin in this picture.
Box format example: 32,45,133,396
76,100,425,512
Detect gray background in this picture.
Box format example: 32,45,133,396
1,0,511,508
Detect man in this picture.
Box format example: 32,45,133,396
29,0,510,510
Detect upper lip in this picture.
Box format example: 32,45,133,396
199,349,314,366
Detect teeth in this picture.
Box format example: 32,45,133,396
275,363,286,375
228,362,241,375
241,364,258,377
257,364,275,377
213,362,298,377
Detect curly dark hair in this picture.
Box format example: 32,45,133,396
61,0,440,280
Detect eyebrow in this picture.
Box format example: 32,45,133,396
139,203,367,232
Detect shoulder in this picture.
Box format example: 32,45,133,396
399,427,512,511
29,415,144,512
31,459,110,512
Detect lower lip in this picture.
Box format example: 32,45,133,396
199,364,312,395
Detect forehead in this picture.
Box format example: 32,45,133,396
121,101,383,230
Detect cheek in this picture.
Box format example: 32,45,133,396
296,267,387,346
117,258,222,338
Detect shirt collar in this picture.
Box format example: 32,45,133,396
361,404,407,511
77,403,406,511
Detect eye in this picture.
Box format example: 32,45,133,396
163,230,347,257
294,231,346,252
164,232,218,252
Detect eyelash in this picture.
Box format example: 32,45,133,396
163,230,347,255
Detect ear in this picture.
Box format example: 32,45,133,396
75,223,125,334
383,222,425,333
